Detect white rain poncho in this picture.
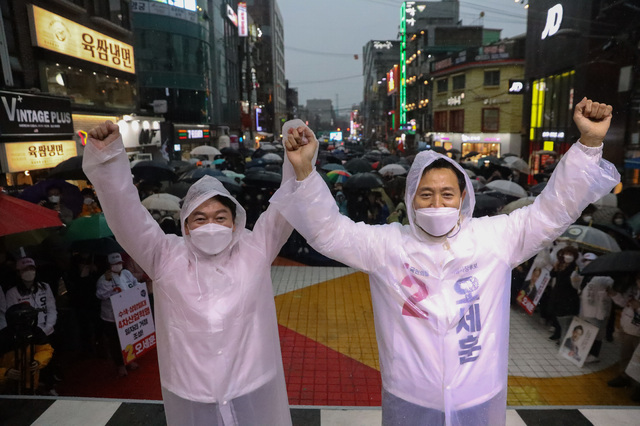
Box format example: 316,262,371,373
83,136,292,426
270,129,619,425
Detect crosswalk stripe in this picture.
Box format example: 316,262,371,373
579,408,640,426
31,400,122,426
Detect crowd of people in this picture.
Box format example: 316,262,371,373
0,98,639,424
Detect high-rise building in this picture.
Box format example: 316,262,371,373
245,0,285,136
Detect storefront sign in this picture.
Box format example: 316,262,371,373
387,65,399,94
227,4,238,27
3,140,77,172
28,5,135,74
0,90,73,139
541,4,564,40
175,124,210,143
508,79,525,94
111,284,156,365
238,2,248,37
374,41,394,50
448,94,463,106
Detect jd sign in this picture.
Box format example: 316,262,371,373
541,4,564,40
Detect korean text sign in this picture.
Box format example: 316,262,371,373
29,5,135,74
111,284,155,365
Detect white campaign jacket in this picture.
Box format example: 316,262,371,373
611,287,640,337
83,137,292,425
5,282,57,336
96,269,140,322
270,141,618,426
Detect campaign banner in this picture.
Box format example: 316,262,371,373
111,283,155,365
517,264,551,315
559,316,598,367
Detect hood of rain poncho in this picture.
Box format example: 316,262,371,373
179,175,246,256
405,150,476,239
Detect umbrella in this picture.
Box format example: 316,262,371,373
380,155,400,167
344,158,372,174
464,169,476,178
500,197,536,215
18,179,83,217
592,206,622,225
473,193,507,217
141,193,181,212
243,170,282,188
593,193,617,208
477,156,504,167
169,160,196,175
462,151,479,159
258,143,277,151
165,182,193,199
70,237,123,255
64,213,113,242
48,156,87,180
628,212,640,233
618,187,640,216
343,172,384,191
471,180,485,192
528,182,547,196
485,180,528,198
379,164,407,177
503,157,530,174
217,176,243,194
326,170,352,184
0,228,56,251
591,223,640,251
179,168,224,183
431,147,447,154
261,153,283,163
557,225,621,253
246,158,267,169
131,160,177,182
213,158,226,165
447,148,461,155
190,145,221,157
221,147,242,157
321,163,346,172
221,170,245,181
0,193,63,237
581,251,640,276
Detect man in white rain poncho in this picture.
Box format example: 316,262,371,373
83,122,292,426
271,98,620,426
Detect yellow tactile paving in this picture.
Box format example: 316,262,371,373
275,270,639,406
275,271,379,370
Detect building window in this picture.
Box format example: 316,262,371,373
484,70,500,86
450,110,464,132
482,108,500,132
437,78,448,93
452,74,465,91
92,0,130,30
434,111,448,132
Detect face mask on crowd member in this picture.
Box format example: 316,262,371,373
411,159,467,238
47,187,62,204
563,254,575,264
108,252,124,274
184,195,236,256
16,257,37,285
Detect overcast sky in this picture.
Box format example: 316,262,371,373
278,0,528,113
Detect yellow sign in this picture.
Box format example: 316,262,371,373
543,141,555,151
5,140,77,172
29,5,135,74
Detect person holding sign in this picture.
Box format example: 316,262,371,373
96,252,141,377
83,122,292,426
273,98,619,425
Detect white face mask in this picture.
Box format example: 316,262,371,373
21,270,36,282
582,215,592,223
48,195,61,203
614,218,624,226
110,264,123,273
414,206,460,237
564,255,575,264
188,223,233,255
84,198,94,205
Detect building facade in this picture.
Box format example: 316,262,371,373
430,36,526,159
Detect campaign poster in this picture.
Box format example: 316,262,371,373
559,316,598,367
517,264,551,315
111,283,156,365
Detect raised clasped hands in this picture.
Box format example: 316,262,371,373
284,125,318,181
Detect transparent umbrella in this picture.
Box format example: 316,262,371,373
485,180,528,198
557,225,621,253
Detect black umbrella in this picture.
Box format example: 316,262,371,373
132,160,177,182
618,187,640,216
462,151,480,159
169,160,196,175
246,158,267,169
179,168,224,183
345,158,372,174
432,147,447,154
591,223,640,251
343,172,384,191
70,237,123,255
221,147,243,157
48,156,87,180
243,170,282,189
581,251,640,276
217,176,243,195
166,182,192,199
473,192,508,217
529,182,547,196
380,155,400,167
